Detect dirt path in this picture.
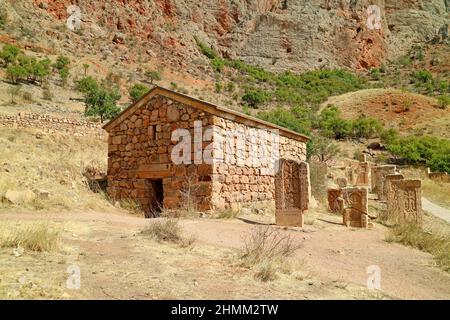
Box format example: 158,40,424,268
1,210,450,299
422,197,450,223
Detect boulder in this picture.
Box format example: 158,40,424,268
3,190,36,205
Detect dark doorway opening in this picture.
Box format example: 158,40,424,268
147,179,164,218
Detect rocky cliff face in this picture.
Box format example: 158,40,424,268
2,0,449,72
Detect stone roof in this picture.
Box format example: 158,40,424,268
103,86,310,142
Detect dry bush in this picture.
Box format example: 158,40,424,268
0,222,59,252
141,218,196,248
385,223,450,272
254,262,277,282
239,226,302,269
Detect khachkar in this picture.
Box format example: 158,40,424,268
387,180,423,225
328,188,344,213
380,174,404,202
275,160,310,227
371,165,397,196
341,187,369,228
327,187,370,228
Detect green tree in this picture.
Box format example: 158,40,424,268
242,88,271,108
53,56,70,86
129,83,149,102
6,64,27,83
84,86,121,122
309,136,340,163
0,44,20,66
145,70,161,84
76,76,99,94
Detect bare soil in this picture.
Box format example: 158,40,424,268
1,209,449,300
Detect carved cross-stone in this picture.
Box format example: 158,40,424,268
275,159,310,227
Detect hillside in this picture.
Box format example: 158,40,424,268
323,88,450,138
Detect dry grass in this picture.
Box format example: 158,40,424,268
0,222,59,252
213,208,238,219
0,128,112,212
385,223,450,272
422,179,450,210
239,226,302,281
141,218,196,248
400,167,449,209
120,199,145,217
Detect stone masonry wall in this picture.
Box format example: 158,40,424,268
107,95,215,213
107,94,308,214
209,116,307,211
0,112,105,139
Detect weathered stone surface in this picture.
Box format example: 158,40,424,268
274,160,310,227
341,187,369,228
387,179,422,225
328,188,343,213
371,165,397,195
336,177,347,188
328,187,369,228
380,174,404,202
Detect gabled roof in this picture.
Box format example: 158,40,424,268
103,86,309,142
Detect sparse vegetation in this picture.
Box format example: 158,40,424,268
0,10,6,29
8,85,21,104
239,226,301,281
145,70,162,84
437,95,450,109
0,222,59,252
0,128,110,211
129,83,149,102
141,218,196,248
385,223,450,272
120,199,144,217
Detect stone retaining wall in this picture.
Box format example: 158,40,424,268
0,112,105,139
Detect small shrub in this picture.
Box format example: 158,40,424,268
141,218,196,248
239,226,301,268
8,85,21,104
22,91,33,102
42,86,53,101
242,88,271,107
142,219,181,243
215,81,222,93
194,36,218,60
437,95,450,109
145,70,162,83
211,57,226,72
254,262,277,282
412,70,433,84
226,82,235,92
129,83,149,102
